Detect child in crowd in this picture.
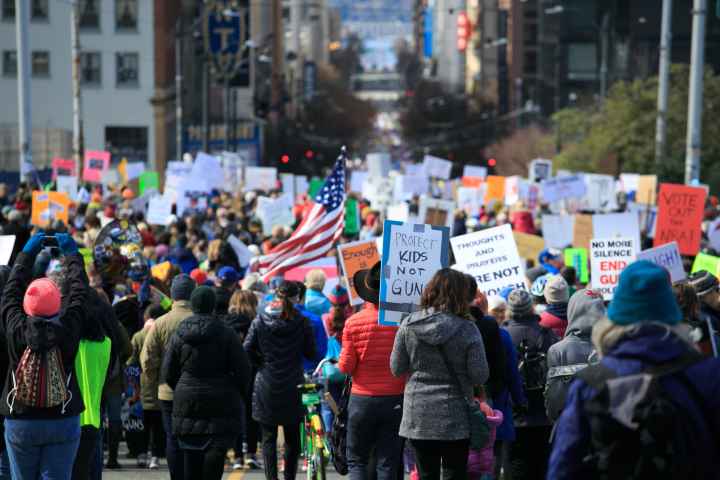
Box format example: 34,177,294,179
467,387,504,480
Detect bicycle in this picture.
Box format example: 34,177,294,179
298,377,329,480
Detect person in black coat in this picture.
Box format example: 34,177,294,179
243,281,316,480
162,286,251,480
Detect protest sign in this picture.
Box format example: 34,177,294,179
529,158,552,183
151,262,172,283
52,157,76,180
423,155,452,179
581,174,617,211
256,194,294,236
338,240,381,306
692,252,720,278
573,214,594,250
564,248,589,283
619,174,640,194
505,176,524,206
379,221,450,326
125,162,145,181
139,171,160,196
709,218,720,252
636,241,686,283
636,175,657,205
405,163,424,176
463,165,487,179
191,152,225,191
345,198,361,235
654,183,707,256
295,175,309,197
540,174,587,203
457,187,482,216
484,176,505,205
227,234,252,268
350,171,368,193
362,177,394,210
461,176,484,188
82,150,110,183
542,214,574,249
101,169,120,187
280,173,295,199
513,231,545,263
590,237,636,300
418,196,455,228
593,212,641,254
387,203,409,222
245,166,278,192
400,174,430,198
367,153,392,178
0,235,15,266
451,224,526,296
56,175,78,199
146,195,173,226
31,191,70,227
526,184,540,209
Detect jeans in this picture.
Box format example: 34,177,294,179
179,436,231,480
261,423,301,480
346,394,404,480
507,426,551,480
161,400,183,480
4,415,81,480
411,439,469,480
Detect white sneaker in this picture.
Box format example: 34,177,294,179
232,459,244,471
148,457,159,470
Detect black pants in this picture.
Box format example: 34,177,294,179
494,439,511,479
411,439,469,480
140,409,166,458
245,399,259,455
507,426,552,480
180,437,229,480
261,423,301,480
161,400,184,480
72,426,99,480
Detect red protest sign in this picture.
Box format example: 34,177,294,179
654,183,707,255
83,150,110,183
51,157,76,180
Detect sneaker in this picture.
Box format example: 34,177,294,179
149,457,160,470
232,459,244,471
245,456,261,470
137,453,148,468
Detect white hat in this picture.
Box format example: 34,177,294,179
488,295,507,311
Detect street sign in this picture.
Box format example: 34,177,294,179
204,0,249,79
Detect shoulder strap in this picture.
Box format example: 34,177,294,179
436,345,473,404
576,363,619,391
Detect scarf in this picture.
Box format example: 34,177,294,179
545,302,568,321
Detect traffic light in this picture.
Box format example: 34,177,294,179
281,154,290,164
488,158,497,167
305,149,315,159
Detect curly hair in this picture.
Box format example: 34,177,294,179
420,268,474,319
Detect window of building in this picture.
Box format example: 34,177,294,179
115,0,137,30
2,50,16,76
524,51,537,76
105,126,148,163
31,51,50,77
79,0,100,29
568,43,597,81
1,0,14,21
80,52,101,85
31,0,48,21
116,52,139,87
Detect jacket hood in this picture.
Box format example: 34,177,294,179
175,314,227,345
566,290,606,338
258,301,303,335
608,323,694,364
403,308,466,345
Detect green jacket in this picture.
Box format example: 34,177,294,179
128,326,156,410
75,337,112,428
140,300,192,403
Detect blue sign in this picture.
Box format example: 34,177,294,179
423,7,433,58
204,1,249,78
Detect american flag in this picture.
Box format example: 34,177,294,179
256,150,347,282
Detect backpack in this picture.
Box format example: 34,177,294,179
544,350,598,422
329,377,351,475
576,351,709,479
517,330,551,393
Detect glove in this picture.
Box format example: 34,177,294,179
22,232,45,256
56,233,78,255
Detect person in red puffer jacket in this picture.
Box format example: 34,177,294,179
339,261,405,480
510,205,536,235
539,275,570,338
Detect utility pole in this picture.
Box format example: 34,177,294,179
290,0,301,118
270,0,284,125
175,19,183,160
685,0,706,184
655,0,672,167
70,0,83,176
599,11,610,99
15,0,32,181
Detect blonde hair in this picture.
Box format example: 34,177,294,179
207,239,222,263
591,317,698,358
305,269,326,291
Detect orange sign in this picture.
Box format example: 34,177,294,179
31,191,70,227
337,240,380,306
655,183,707,255
484,175,505,204
573,214,594,251
461,176,483,188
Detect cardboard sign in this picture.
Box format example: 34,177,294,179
338,240,381,306
367,153,392,178
573,214,594,251
529,158,552,183
245,166,278,192
457,187,482,216
191,152,225,191
543,214,574,249
379,221,450,326
540,174,587,203
462,176,484,188
636,241,686,283
280,173,295,199
484,176,505,205
619,173,640,194
387,203,409,222
590,237,636,300
451,224,526,296
362,177,394,210
56,175,78,199
295,175,309,197
139,171,160,196
564,248,589,283
692,252,720,278
514,232,545,263
400,174,430,198
418,196,455,229
52,157,76,180
350,171,368,193
581,174,617,211
593,212,641,255
83,150,110,183
463,165,487,179
125,162,145,181
423,155,452,179
654,183,707,256
228,234,253,268
636,175,658,205
505,176,523,206
146,195,173,226
0,235,15,266
256,194,294,236
345,198,360,235
31,191,70,227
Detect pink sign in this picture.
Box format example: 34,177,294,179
51,157,76,180
83,150,110,183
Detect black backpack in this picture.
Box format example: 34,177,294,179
329,377,351,475
577,351,710,479
517,330,551,393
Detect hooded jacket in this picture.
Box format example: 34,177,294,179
162,313,250,436
390,309,489,441
243,303,315,426
545,290,604,422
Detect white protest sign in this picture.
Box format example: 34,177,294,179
245,166,278,192
350,171,368,193
402,174,430,198
581,173,617,211
367,153,391,178
590,237,636,300
101,169,119,186
257,194,294,235
280,173,295,199
636,241,686,283
56,176,78,199
423,155,452,179
378,221,450,326
387,203,409,222
627,203,658,239
125,162,145,181
228,234,253,268
76,187,90,205
504,176,524,206
0,235,15,265
362,177,394,210
619,173,640,193
592,212,641,255
542,214,575,249
457,187,482,216
463,165,487,179
295,175,309,196
418,196,455,228
393,175,410,202
540,174,587,203
450,224,526,297
529,158,553,183
191,152,224,191
146,195,173,226
405,163,424,176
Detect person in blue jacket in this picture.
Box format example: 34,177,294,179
548,261,720,479
293,282,327,371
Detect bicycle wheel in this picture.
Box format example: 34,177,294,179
313,445,326,480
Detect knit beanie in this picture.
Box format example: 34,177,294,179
607,260,681,326
507,289,534,318
688,270,719,297
190,268,208,286
190,286,216,315
525,265,548,284
171,274,196,301
544,275,569,304
23,278,61,318
328,285,349,305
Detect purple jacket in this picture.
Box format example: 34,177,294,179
467,408,504,479
548,325,720,479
